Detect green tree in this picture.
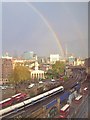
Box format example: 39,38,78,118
45,69,53,79
53,61,65,73
63,75,68,81
52,61,65,77
10,65,30,83
46,61,66,79
9,65,30,93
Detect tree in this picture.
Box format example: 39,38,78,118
52,61,65,77
45,69,54,79
9,65,30,93
63,75,68,81
46,61,66,79
10,65,30,83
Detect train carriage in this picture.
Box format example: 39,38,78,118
0,98,12,108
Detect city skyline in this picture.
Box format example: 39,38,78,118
2,2,88,58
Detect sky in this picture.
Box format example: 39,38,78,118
2,2,88,58
0,2,2,58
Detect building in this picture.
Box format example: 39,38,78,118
12,59,35,69
22,51,35,60
0,56,13,85
85,58,90,75
74,58,85,66
31,56,45,80
50,54,60,64
68,56,75,65
12,56,45,80
39,64,52,72
0,59,2,84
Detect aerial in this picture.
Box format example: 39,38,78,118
0,1,89,119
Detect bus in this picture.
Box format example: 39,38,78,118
59,104,70,118
74,95,82,103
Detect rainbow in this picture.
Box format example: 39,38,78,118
25,2,65,57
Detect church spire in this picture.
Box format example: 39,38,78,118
35,55,38,70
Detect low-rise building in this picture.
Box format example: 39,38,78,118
85,58,90,75
39,64,52,72
74,59,85,66
50,54,60,64
12,59,35,69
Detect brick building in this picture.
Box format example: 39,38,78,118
0,56,13,85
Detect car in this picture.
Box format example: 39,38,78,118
10,86,14,89
60,77,63,80
0,86,6,90
83,87,88,94
51,79,55,82
84,87,88,91
39,81,43,84
28,83,35,88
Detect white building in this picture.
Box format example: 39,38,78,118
50,54,60,64
31,56,45,79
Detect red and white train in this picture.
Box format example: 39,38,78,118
0,93,27,108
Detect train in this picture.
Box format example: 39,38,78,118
0,93,27,108
0,86,64,117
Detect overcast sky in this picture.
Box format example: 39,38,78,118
2,2,88,58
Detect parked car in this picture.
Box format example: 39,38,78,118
39,81,43,84
28,83,35,88
51,79,55,82
83,87,88,94
0,86,7,90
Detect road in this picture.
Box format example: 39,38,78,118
68,78,88,118
69,92,88,118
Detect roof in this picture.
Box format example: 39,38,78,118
75,95,82,100
0,98,11,104
60,92,70,102
31,70,44,73
60,104,70,111
84,87,87,90
12,93,21,98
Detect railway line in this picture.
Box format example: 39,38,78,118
0,68,87,118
